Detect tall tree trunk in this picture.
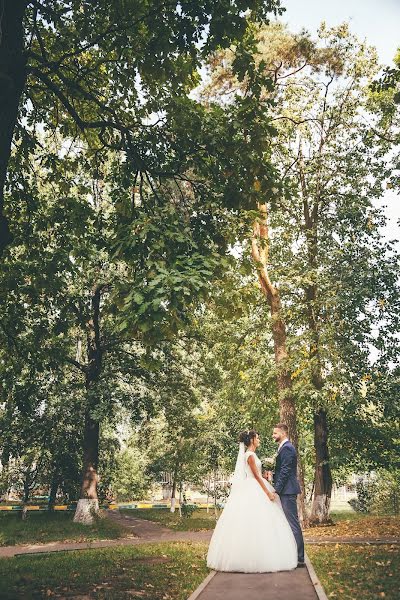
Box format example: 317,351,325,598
0,0,27,255
48,471,61,511
206,473,211,513
79,412,100,500
21,465,32,520
170,458,179,513
213,468,218,519
251,201,308,526
311,407,332,523
22,474,30,503
302,194,333,524
73,284,104,524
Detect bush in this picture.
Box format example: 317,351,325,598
348,478,379,513
348,471,400,515
370,470,400,515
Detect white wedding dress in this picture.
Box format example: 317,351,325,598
207,448,298,572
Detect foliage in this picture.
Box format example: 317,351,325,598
110,437,152,501
1,0,287,504
202,22,400,476
349,471,400,516
180,495,196,519
349,478,380,514
371,471,400,516
1,0,284,249
1,6,399,522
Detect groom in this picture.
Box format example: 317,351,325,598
264,423,305,567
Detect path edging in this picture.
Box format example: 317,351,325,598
187,571,217,600
305,552,329,600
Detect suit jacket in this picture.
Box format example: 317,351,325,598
273,440,301,495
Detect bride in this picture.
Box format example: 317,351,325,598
207,429,298,573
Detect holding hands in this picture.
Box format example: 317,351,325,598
263,470,273,482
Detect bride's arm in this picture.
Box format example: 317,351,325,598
247,455,275,501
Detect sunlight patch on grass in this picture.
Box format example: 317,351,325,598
120,508,218,531
306,515,400,539
0,512,125,547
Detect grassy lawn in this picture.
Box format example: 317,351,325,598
0,512,126,547
120,508,218,531
308,544,400,599
306,513,400,539
0,541,209,600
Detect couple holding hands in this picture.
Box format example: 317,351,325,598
207,423,305,573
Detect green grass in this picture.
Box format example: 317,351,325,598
0,512,125,547
120,508,218,531
0,542,209,600
308,544,400,599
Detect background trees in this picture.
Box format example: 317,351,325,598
1,0,286,520
202,22,400,522
0,4,398,527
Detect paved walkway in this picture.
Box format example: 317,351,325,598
190,565,320,600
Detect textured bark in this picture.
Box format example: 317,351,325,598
302,193,333,524
251,201,308,526
48,472,61,511
170,459,179,513
0,0,27,254
79,411,100,500
73,499,100,524
74,284,104,523
22,477,30,504
310,408,333,523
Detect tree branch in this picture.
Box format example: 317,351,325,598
64,356,87,373
251,202,277,301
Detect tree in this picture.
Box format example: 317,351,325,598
111,438,152,502
203,22,400,524
0,0,282,255
260,23,399,522
2,2,286,521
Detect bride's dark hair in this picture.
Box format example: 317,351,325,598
239,430,258,447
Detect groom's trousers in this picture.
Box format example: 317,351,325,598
280,494,305,562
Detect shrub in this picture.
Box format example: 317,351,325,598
348,471,400,515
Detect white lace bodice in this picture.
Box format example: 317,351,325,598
244,450,262,478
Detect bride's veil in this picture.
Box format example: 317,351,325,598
230,441,246,487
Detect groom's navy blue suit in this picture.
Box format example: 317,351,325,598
273,440,304,563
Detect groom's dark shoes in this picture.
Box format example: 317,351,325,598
297,561,306,568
